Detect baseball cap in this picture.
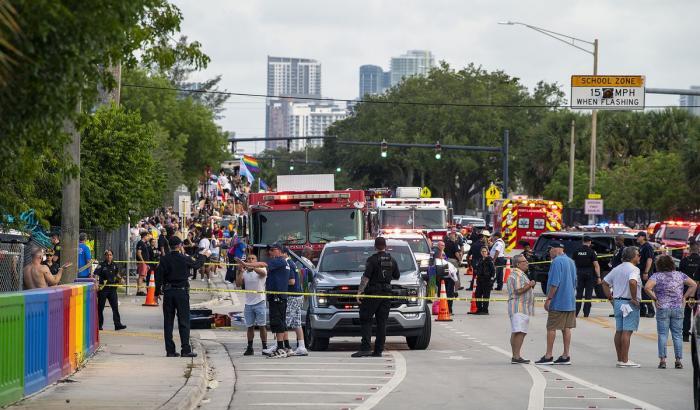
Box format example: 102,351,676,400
481,230,491,237
549,242,565,249
582,236,592,242
635,231,647,238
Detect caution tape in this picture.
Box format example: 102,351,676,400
99,283,688,305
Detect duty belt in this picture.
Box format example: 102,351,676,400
163,284,188,291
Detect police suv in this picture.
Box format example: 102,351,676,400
304,239,431,351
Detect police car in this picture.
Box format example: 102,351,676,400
381,231,432,273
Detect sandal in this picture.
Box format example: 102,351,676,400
675,361,683,369
658,361,666,369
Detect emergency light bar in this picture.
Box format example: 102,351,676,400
382,200,443,205
263,193,351,201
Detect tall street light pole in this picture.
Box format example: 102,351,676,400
499,21,599,198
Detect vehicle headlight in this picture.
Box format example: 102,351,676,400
420,259,429,267
407,287,420,305
316,290,328,307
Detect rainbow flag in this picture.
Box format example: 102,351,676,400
242,155,259,173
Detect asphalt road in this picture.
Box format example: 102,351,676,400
195,284,694,410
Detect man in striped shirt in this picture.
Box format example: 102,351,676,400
507,254,536,364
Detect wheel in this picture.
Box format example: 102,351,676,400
305,310,329,351
406,305,432,350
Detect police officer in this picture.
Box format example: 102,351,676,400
352,237,400,358
573,236,601,318
155,236,209,357
680,243,700,342
95,249,127,331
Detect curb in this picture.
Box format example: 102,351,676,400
162,338,209,410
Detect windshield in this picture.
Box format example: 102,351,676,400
398,238,430,254
663,227,689,241
533,236,580,253
319,245,417,273
252,211,306,245
380,209,446,230
308,209,362,243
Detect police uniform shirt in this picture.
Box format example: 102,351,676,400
444,239,460,260
95,261,120,288
362,252,400,294
573,245,597,275
680,253,700,282
155,251,207,296
637,242,654,274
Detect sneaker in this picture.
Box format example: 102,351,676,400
262,346,277,356
181,352,198,358
243,347,254,356
115,324,127,331
674,361,683,369
511,357,530,364
553,356,571,365
351,350,373,358
371,351,382,357
268,349,288,359
535,355,554,365
619,361,641,368
293,347,309,356
657,361,666,369
284,348,295,357
616,361,625,367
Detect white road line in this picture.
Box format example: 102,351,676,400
250,403,358,407
245,374,392,379
244,362,392,366
487,345,545,410
237,368,393,372
246,382,380,386
545,396,618,400
246,390,370,395
355,352,407,410
542,365,664,410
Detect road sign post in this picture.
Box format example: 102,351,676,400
485,184,502,207
584,199,604,215
571,75,645,110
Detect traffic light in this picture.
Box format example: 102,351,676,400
380,139,388,158
336,167,342,173
289,159,295,171
435,141,442,160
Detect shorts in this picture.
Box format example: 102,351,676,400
546,310,576,331
614,299,640,332
268,297,288,334
510,313,530,334
286,296,303,329
137,263,148,278
244,300,267,327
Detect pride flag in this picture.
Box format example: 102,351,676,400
242,155,259,173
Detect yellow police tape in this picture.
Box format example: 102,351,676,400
99,283,691,305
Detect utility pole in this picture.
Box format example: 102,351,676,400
60,101,81,283
502,130,509,199
568,120,575,204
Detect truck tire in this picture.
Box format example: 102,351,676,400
406,305,432,350
306,311,329,351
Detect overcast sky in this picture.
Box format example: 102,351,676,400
171,0,699,153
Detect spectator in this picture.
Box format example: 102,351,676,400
636,232,655,318
507,254,536,364
300,246,315,268
679,243,700,342
136,231,151,296
283,248,308,356
197,230,212,282
23,247,70,289
149,237,161,285
431,242,459,314
77,233,92,278
444,231,462,288
471,246,495,315
235,254,268,356
158,227,170,256
489,231,506,290
644,255,697,369
536,242,577,365
602,246,642,368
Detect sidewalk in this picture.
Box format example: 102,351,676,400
10,276,222,410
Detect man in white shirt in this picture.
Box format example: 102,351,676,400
602,246,642,368
235,254,268,356
490,232,507,290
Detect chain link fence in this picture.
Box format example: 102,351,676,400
0,237,27,292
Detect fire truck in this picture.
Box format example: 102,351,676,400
653,220,697,259
492,198,563,251
371,187,448,244
247,190,367,261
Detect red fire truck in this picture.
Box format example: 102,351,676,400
492,198,563,251
247,190,368,260
371,187,448,244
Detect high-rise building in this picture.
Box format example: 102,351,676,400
680,85,700,116
288,102,348,151
389,50,435,87
359,65,390,97
266,56,322,150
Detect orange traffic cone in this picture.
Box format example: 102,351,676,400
469,279,478,314
502,258,512,284
142,274,158,307
436,280,453,321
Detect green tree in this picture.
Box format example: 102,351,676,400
542,161,590,208
80,105,165,230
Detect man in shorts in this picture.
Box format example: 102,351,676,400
536,242,577,365
507,254,536,364
136,230,151,296
602,246,642,368
283,248,308,356
235,254,268,356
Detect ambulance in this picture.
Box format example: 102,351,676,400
491,198,563,251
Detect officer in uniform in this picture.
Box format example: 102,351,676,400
352,237,400,358
155,236,209,357
573,236,601,318
95,249,127,331
680,243,700,342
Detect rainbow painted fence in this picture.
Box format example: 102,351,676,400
0,282,99,406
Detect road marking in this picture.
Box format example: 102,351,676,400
245,374,392,379
487,345,545,410
245,382,380,387
250,403,358,407
238,368,393,372
355,352,407,410
247,390,370,395
245,362,391,366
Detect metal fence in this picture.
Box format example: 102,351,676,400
0,241,25,292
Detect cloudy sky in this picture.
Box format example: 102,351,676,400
171,0,699,153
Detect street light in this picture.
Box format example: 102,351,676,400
336,167,342,173
499,21,599,198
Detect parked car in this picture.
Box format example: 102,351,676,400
304,240,431,351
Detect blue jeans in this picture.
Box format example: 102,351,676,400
656,307,684,359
